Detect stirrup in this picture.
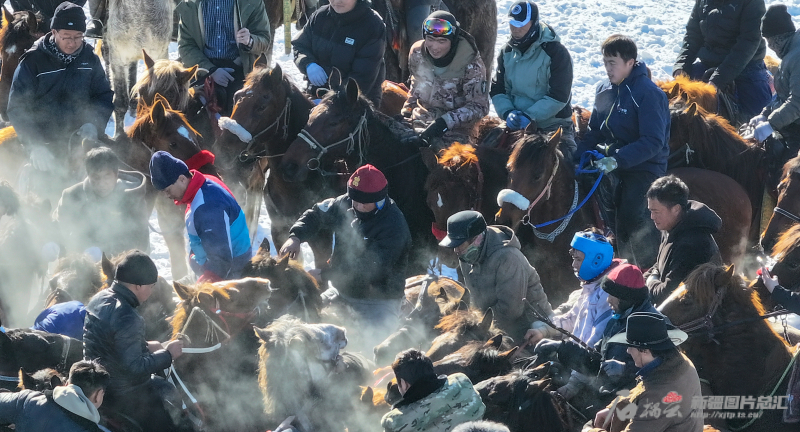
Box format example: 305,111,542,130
85,20,104,39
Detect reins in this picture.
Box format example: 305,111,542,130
774,206,800,224
297,112,369,177
238,98,292,163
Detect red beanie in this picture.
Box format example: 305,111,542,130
348,164,388,203
601,263,648,303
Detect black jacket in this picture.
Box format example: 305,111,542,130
645,200,723,305
771,285,800,315
83,283,173,394
289,194,411,299
0,390,101,432
674,0,766,87
292,1,386,104
7,34,113,147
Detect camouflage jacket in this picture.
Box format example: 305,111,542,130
381,373,485,432
401,34,490,139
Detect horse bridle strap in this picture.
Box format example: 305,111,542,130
297,112,369,176
528,180,579,243
678,285,727,335
241,98,293,161
522,155,560,221
774,206,800,224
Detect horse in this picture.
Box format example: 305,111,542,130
42,254,104,309
432,334,518,384
761,151,800,254
668,100,768,242
372,0,497,82
373,274,469,365
474,361,572,432
279,74,435,273
659,263,798,432
170,277,274,432
658,76,718,114
17,367,64,392
0,8,39,122
103,0,173,138
0,328,82,391
254,315,368,432
215,60,333,258
242,238,323,323
495,126,592,305
755,225,800,313
421,142,509,248
425,308,508,362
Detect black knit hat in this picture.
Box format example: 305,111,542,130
115,250,158,285
762,4,796,39
601,263,648,303
51,2,87,32
509,1,539,28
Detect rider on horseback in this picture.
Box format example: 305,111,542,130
490,1,575,159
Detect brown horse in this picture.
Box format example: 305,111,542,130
755,225,800,312
215,60,334,264
17,367,64,392
170,277,274,432
657,76,718,114
373,274,469,365
761,152,800,253
425,308,509,361
0,328,82,391
421,142,509,246
242,238,323,323
432,334,518,384
279,75,435,273
0,8,39,122
660,263,797,432
495,126,592,305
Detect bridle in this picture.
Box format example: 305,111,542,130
520,154,560,226
240,98,292,163
296,111,369,177
773,206,800,224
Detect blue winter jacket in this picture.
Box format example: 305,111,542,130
574,62,670,177
184,173,252,279
32,300,86,341
0,389,103,432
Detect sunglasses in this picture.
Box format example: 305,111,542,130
423,18,454,36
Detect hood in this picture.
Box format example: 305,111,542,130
669,200,722,237
432,33,480,80
618,61,650,87
53,384,101,423
507,21,559,54
481,225,521,260
81,170,146,198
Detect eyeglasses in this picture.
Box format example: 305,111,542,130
423,18,454,36
56,32,84,43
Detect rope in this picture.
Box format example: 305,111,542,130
531,180,579,243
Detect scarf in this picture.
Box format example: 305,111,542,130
44,34,83,65
768,31,795,59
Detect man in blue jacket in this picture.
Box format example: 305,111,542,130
574,35,669,269
149,151,252,282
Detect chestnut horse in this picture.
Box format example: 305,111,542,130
761,152,800,254
0,8,39,122
170,277,274,432
660,263,798,432
754,225,800,311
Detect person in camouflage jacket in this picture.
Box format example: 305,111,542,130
401,11,489,147
382,349,485,432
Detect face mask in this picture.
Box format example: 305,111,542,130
458,245,481,264
354,208,379,221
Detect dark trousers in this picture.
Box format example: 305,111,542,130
690,60,772,118
209,58,245,116
103,377,190,432
598,170,660,269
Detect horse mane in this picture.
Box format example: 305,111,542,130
772,224,800,263
129,102,200,144
507,131,554,170
434,309,501,335
682,263,767,319
782,151,800,179
170,282,232,335
425,142,480,192
657,76,717,113
132,59,191,113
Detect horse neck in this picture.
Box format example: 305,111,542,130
362,111,410,168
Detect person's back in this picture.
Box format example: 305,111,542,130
32,300,86,340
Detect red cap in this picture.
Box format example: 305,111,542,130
602,263,648,303
348,164,388,203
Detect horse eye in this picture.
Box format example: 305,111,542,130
169,142,178,149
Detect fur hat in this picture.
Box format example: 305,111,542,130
115,250,158,286
51,2,87,32
149,151,190,190
762,4,796,39
347,164,388,203
601,263,648,303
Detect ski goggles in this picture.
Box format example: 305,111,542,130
423,18,455,37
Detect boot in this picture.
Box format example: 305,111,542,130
85,0,107,39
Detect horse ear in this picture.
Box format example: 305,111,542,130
50,373,63,389
142,50,155,71
668,83,680,99
172,281,193,301
19,369,34,390
277,254,290,269
253,53,269,70
420,147,438,171
179,65,199,84
686,102,698,116
436,287,449,302
480,308,494,332
715,264,735,286
101,253,114,280
345,78,360,105
679,90,689,103
498,346,519,361
523,120,538,136
329,68,342,89
547,127,563,150
254,326,272,342
1,7,12,29
483,334,503,349
360,386,374,404
268,64,283,87
258,238,271,255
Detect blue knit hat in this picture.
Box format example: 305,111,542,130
149,151,190,190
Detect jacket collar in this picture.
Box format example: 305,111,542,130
393,375,447,408
109,281,141,308
177,170,207,205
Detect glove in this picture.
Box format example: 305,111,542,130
77,123,98,141
505,110,531,131
754,121,774,142
210,67,235,87
533,339,562,359
29,145,55,171
320,287,339,304
306,63,328,87
594,156,618,174
645,269,660,286
749,114,767,128
556,380,581,400
601,359,626,379
420,117,448,142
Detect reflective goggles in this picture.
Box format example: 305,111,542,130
423,18,455,37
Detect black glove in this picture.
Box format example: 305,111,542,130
557,339,602,375
534,339,562,359
420,117,448,142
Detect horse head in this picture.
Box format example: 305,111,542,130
658,76,717,113
45,254,103,307
425,308,500,361
18,367,63,392
761,152,800,253
764,224,800,305
432,335,518,383
496,126,563,230
280,73,368,183
132,50,197,115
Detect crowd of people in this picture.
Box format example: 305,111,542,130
1,0,800,431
